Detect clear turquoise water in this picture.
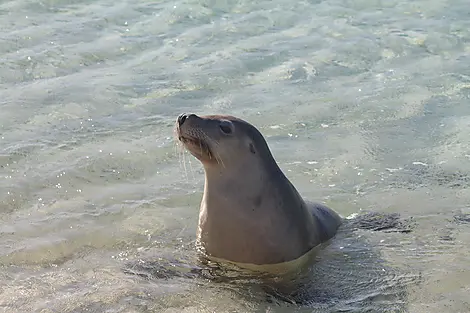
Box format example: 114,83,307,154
1,0,470,312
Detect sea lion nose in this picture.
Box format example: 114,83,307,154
178,113,188,126
178,113,197,126
177,114,187,126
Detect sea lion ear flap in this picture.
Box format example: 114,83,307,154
249,143,256,154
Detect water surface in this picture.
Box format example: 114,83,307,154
1,0,470,312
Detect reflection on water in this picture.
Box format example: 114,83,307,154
124,219,421,312
1,0,470,311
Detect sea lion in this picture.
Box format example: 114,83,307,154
175,113,343,267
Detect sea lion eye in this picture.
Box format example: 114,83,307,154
219,120,233,135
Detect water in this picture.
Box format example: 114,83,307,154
1,0,470,311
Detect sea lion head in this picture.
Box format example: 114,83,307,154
175,113,276,171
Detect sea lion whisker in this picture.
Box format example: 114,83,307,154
208,141,224,166
214,151,225,168
177,143,188,179
197,139,206,160
210,149,221,166
182,147,189,182
174,140,184,172
186,149,196,180
199,131,225,165
199,129,219,145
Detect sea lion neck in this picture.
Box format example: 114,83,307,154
201,150,301,214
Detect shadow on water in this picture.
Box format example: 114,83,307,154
123,213,422,313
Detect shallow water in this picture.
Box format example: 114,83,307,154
1,0,470,312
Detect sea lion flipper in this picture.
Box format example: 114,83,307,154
346,211,416,233
306,201,343,242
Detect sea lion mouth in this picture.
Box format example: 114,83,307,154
178,135,213,160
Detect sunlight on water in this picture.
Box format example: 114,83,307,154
1,0,470,312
